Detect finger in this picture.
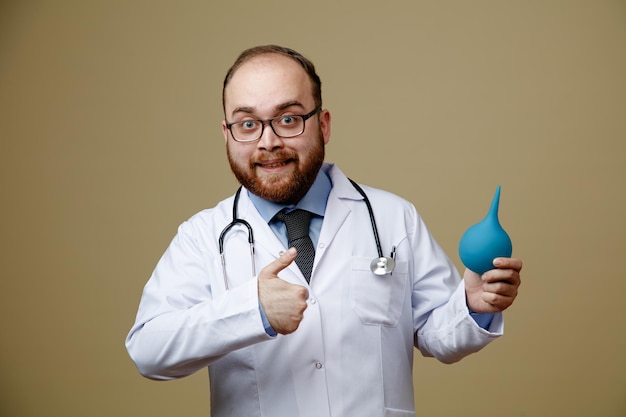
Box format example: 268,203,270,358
261,247,297,277
482,268,521,286
482,280,519,298
493,257,523,272
481,290,516,311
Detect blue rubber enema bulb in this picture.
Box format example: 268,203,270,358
458,185,513,275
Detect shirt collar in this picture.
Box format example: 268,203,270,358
247,169,332,223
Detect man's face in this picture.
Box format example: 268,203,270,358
222,54,331,204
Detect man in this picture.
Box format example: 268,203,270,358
126,45,522,417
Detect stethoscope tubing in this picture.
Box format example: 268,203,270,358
218,187,255,290
218,179,394,289
347,179,384,259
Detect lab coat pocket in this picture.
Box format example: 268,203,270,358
350,257,408,326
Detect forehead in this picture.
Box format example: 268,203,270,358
224,54,314,114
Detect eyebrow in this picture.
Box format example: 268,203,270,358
230,100,306,118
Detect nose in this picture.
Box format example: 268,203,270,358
257,122,284,151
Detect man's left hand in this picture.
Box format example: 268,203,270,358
464,257,523,313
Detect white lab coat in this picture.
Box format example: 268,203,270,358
126,164,502,417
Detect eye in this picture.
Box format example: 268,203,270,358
240,120,259,131
277,115,297,126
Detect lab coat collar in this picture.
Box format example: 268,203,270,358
322,163,365,202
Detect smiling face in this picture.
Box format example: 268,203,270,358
222,53,331,204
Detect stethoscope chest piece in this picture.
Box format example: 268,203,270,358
370,256,396,276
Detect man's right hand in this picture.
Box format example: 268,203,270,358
258,247,309,334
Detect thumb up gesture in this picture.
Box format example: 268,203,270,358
258,248,309,334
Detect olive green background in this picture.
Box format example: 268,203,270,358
1,1,624,416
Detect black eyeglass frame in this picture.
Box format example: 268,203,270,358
226,107,322,143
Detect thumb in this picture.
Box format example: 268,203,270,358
261,247,297,278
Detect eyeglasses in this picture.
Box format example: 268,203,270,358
226,107,321,143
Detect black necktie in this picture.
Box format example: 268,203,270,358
273,209,315,282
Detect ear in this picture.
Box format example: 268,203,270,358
221,120,229,143
319,109,331,145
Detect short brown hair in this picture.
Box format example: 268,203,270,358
222,45,322,113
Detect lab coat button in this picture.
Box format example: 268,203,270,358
318,242,325,249
309,298,317,304
315,362,323,369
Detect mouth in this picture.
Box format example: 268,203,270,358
254,158,294,170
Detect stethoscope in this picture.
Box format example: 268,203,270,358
218,179,396,290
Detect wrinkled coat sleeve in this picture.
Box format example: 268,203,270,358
404,203,503,364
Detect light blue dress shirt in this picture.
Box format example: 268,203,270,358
248,170,331,248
